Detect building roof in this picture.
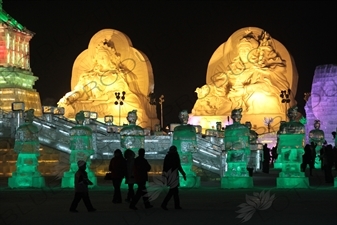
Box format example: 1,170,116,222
0,0,34,35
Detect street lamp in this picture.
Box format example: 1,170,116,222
115,91,126,126
280,89,291,121
147,92,157,131
159,95,165,129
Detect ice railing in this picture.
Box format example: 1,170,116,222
1,109,229,175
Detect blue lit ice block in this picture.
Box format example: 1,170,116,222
276,134,308,188
61,125,97,188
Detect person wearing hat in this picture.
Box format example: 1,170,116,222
69,160,96,212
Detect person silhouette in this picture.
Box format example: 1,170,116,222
109,149,127,203
124,149,136,202
69,160,96,212
129,148,153,210
161,145,186,210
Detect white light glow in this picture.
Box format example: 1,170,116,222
201,163,219,170
42,124,51,129
199,149,217,157
103,153,113,155
59,130,68,135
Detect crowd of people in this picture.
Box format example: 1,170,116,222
69,142,337,213
69,145,186,212
260,142,337,184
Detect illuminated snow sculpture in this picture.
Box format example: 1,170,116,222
57,29,159,129
221,108,253,189
61,111,97,188
8,109,45,188
276,106,308,188
172,110,200,188
189,27,298,132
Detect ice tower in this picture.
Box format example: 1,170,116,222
0,1,42,115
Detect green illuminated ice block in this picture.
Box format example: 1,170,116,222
120,110,145,154
61,111,96,188
8,109,45,188
308,120,325,169
221,109,253,189
273,121,285,169
119,110,145,189
172,110,200,188
276,107,308,188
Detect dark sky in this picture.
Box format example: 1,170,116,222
4,1,337,125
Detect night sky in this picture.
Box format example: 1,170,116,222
4,1,337,126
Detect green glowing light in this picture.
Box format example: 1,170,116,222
61,125,97,188
0,2,26,32
276,134,309,188
8,120,45,188
221,124,253,189
172,124,201,188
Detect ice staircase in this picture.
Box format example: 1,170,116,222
1,113,226,177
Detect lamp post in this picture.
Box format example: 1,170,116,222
147,92,157,132
159,95,165,129
280,89,291,121
114,91,126,126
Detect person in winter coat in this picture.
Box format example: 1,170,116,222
129,148,153,210
124,149,136,202
69,160,96,212
161,145,186,210
109,149,127,203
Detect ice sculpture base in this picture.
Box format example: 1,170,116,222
180,175,200,188
8,172,45,188
61,171,97,188
276,177,309,188
273,161,282,169
221,177,253,189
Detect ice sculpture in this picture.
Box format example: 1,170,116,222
276,106,308,188
8,109,45,188
0,3,42,116
61,111,97,188
57,29,159,129
305,65,337,146
120,110,145,154
172,110,200,188
189,27,299,131
246,121,261,171
308,120,325,169
221,108,253,188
